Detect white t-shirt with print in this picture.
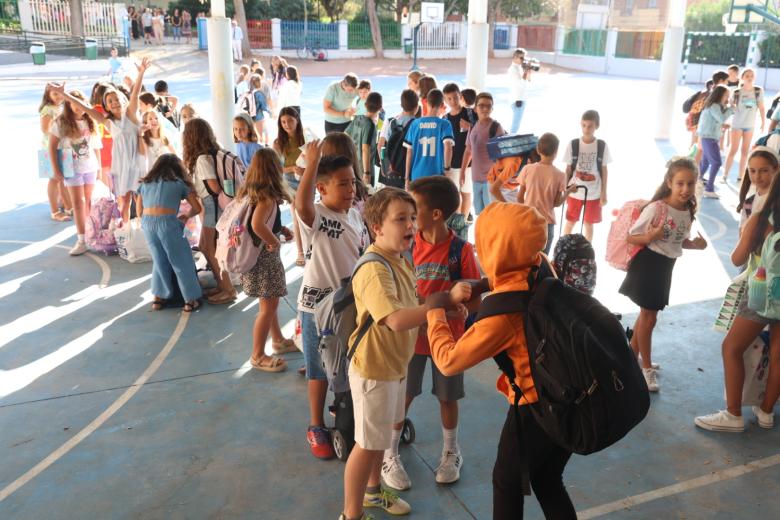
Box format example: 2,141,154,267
297,203,370,313
193,155,217,199
630,202,692,259
562,138,612,200
50,119,101,174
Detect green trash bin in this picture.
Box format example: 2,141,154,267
30,42,46,65
84,38,98,60
403,38,413,54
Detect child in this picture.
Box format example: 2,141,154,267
695,149,780,433
139,111,176,171
425,201,577,520
321,132,371,212
488,154,530,204
379,176,480,492
182,118,237,304
239,148,297,372
737,147,779,230
727,64,740,88
346,92,382,187
517,133,571,254
233,112,262,168
40,82,72,221
106,47,123,85
48,89,102,255
90,82,114,190
460,88,477,125
235,64,251,101
406,71,423,95
620,157,708,392
154,80,180,129
562,110,612,242
418,75,438,116
296,141,370,460
442,83,473,221
697,86,734,199
277,66,302,116
249,73,272,145
137,154,202,311
461,92,506,216
340,186,470,520
377,89,418,189
179,104,196,128
273,106,306,266
354,80,371,116
55,57,150,222
403,89,454,187
723,68,765,184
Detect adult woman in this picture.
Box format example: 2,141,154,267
181,10,192,45
128,6,140,40
152,9,165,45
723,69,765,183
171,8,182,42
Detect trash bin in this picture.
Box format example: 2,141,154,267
30,42,46,65
84,38,98,60
197,17,208,50
403,38,413,54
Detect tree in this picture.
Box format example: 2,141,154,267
233,0,252,59
366,0,384,56
685,0,730,32
320,0,349,21
70,0,84,37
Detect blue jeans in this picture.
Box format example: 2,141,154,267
142,215,202,302
300,311,327,381
699,137,721,192
545,223,555,255
173,26,181,40
510,101,526,134
473,180,493,215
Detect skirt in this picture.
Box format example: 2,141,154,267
241,246,288,298
619,247,676,311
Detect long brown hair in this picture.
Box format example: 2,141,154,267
140,153,194,190
142,111,170,147
751,169,780,254
274,106,304,155
237,148,292,205
182,118,219,174
321,132,368,201
649,156,698,221
704,85,729,109
57,90,96,139
418,74,437,101
39,83,61,113
738,147,780,213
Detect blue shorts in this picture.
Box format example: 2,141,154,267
201,195,217,227
300,311,327,380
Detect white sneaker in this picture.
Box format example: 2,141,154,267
752,406,774,429
435,450,463,484
703,191,720,199
381,455,411,491
69,241,88,256
642,367,659,392
719,176,728,184
695,410,745,432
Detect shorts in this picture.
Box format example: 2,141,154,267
737,290,776,324
735,127,752,132
349,363,406,451
565,196,602,224
201,195,217,228
300,311,327,380
446,167,472,194
406,354,465,402
64,171,96,188
144,26,152,35
284,172,300,192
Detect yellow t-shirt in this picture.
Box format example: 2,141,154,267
349,245,418,381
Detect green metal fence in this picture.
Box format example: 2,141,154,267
347,21,402,49
0,0,20,30
685,33,749,66
562,29,607,56
615,31,664,60
759,34,780,68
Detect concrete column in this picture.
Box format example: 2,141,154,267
655,26,685,139
465,0,489,90
510,24,518,50
338,20,348,51
207,17,236,152
271,18,281,52
604,27,619,75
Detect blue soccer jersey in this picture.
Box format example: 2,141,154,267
403,116,455,181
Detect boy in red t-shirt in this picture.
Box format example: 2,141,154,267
381,176,481,491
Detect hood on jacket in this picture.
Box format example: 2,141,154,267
475,202,547,293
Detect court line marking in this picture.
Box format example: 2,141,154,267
0,240,110,288
0,239,188,502
577,453,780,519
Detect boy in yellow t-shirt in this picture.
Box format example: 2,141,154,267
340,187,470,520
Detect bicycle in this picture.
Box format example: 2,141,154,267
297,40,328,61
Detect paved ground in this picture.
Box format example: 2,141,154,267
0,45,778,519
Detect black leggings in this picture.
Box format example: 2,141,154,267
492,405,576,520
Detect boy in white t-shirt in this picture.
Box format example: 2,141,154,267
296,141,370,461
562,110,612,242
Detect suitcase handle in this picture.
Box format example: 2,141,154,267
560,185,588,236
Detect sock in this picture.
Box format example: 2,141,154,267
366,484,380,495
383,428,402,460
443,426,458,453
77,234,85,243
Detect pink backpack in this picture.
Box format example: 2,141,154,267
215,198,277,274
605,200,667,271
206,150,246,210
86,197,119,255
178,200,202,248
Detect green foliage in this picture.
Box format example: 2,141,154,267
167,0,314,20
686,33,749,66
685,0,730,32
759,34,780,68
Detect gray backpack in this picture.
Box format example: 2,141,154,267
315,252,396,393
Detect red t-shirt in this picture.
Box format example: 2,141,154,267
413,230,481,355
94,104,113,168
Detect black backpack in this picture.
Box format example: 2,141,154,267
767,95,780,119
477,274,649,457
380,117,414,186
554,184,597,295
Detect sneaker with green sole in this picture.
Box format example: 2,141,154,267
363,488,411,516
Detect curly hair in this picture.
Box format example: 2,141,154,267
182,118,219,174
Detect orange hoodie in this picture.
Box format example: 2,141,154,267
427,202,548,405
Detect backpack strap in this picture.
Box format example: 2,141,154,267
447,234,466,282
489,120,500,139
596,139,606,175
569,138,579,175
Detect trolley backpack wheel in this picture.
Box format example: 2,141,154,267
400,417,416,444
331,428,352,461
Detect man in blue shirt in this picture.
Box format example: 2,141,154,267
403,89,454,188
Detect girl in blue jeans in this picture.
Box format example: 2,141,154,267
697,85,734,199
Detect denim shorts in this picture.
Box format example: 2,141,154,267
64,170,96,188
300,311,327,380
202,195,217,228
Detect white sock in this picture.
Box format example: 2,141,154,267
384,428,402,459
443,426,458,453
77,234,85,243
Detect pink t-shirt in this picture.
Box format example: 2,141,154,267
466,118,505,182
518,162,567,224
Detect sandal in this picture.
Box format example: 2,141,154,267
207,290,237,305
297,365,306,376
51,211,72,222
151,298,165,311
250,356,287,373
183,300,201,312
272,338,298,354
296,252,306,267
203,287,221,297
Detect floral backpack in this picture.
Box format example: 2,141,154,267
85,197,120,255
215,198,277,274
